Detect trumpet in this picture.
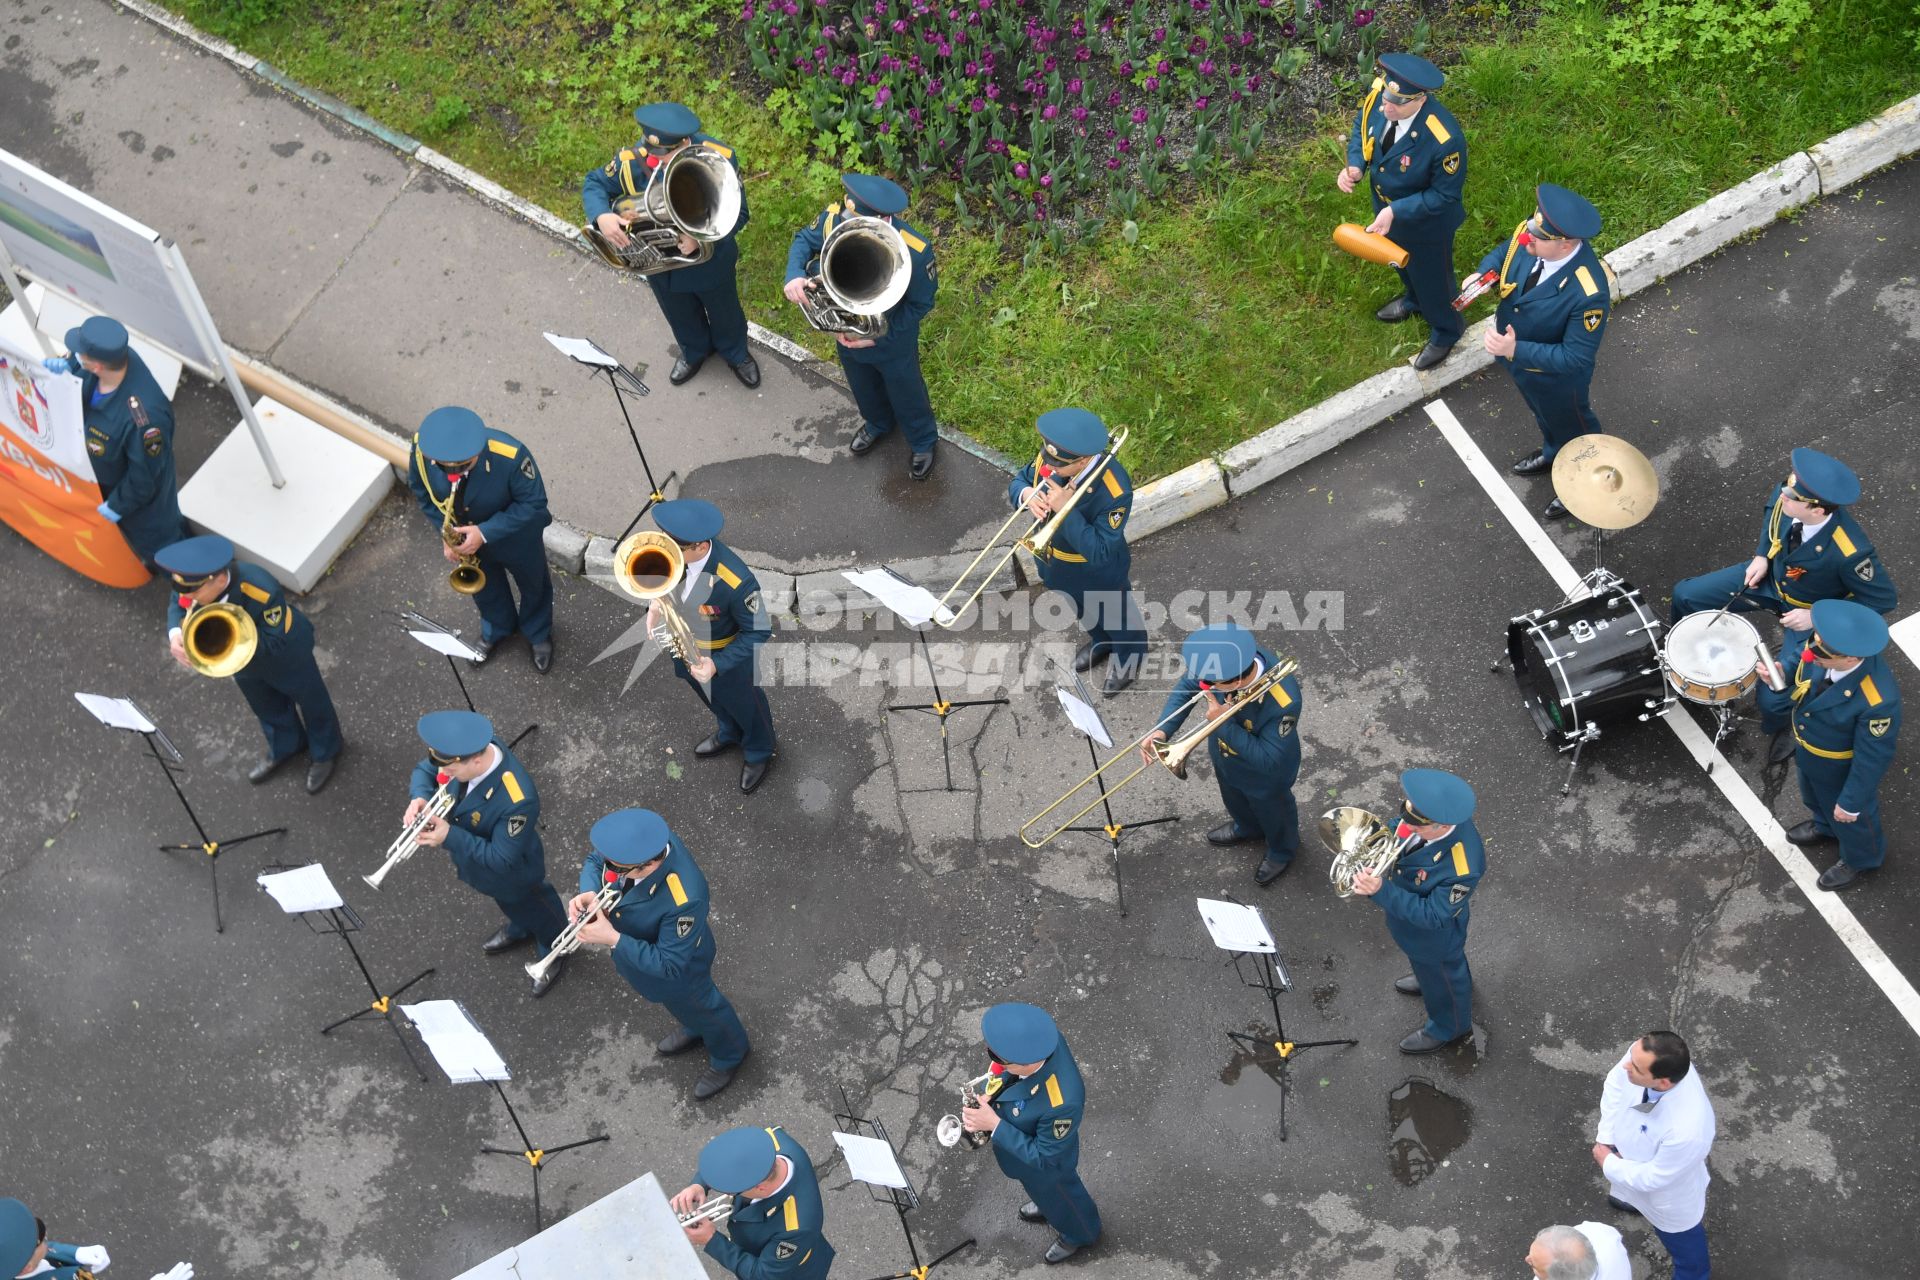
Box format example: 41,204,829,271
677,1194,734,1226
932,428,1129,628
936,1067,1004,1149
364,778,457,889
1317,805,1419,898
525,873,625,982
1018,658,1299,849
180,599,258,678
610,530,700,664
442,476,485,596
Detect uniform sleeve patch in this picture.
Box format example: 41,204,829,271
1449,884,1470,904
1868,717,1893,737
743,590,761,614
1575,265,1600,297
142,426,165,456
774,1242,797,1260
502,771,526,803
1854,559,1875,582
506,814,527,838
262,604,284,628
240,581,273,603
1052,1117,1074,1139
676,914,695,937
487,439,519,459
520,454,537,481
1583,308,1605,332
1107,507,1126,530
1442,152,1461,175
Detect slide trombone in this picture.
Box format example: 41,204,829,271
932,427,1129,628
180,600,258,678
1018,657,1299,849
524,874,625,982
364,778,457,889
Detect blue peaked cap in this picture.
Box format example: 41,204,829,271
653,498,725,543
418,406,488,463
1182,623,1259,685
699,1126,780,1194
842,173,908,216
635,101,701,141
65,315,130,362
1790,447,1861,507
1535,184,1603,240
591,807,673,867
1036,407,1108,463
982,1002,1059,1062
1378,53,1444,96
155,534,235,582
418,710,493,761
1,1199,38,1277
1400,768,1476,825
1811,599,1889,658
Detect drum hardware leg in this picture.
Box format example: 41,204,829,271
1560,724,1601,796
1703,703,1747,774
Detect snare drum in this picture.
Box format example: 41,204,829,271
1507,576,1672,742
1663,610,1763,705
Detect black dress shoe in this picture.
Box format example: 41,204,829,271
1394,974,1423,996
305,756,337,795
1043,1238,1086,1265
909,449,937,480
530,641,553,674
1768,729,1796,765
1510,450,1550,476
848,424,882,455
694,733,737,759
247,753,298,784
1818,861,1873,891
1206,822,1259,846
1411,339,1452,371
1398,1028,1463,1055
740,759,771,794
1784,819,1834,846
466,637,494,668
1101,660,1137,698
1606,1195,1641,1216
1018,1201,1048,1224
1542,498,1569,520
1253,856,1290,886
529,954,566,998
694,1055,745,1100
1072,638,1110,673
482,924,535,955
1375,297,1416,322
731,356,761,388
656,1027,704,1056
669,354,705,385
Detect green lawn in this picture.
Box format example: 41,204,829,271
182,0,1920,479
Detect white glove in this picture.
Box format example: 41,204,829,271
75,1244,111,1268
150,1265,194,1280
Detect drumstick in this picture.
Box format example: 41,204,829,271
1705,586,1746,625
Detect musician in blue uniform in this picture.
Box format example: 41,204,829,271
1351,769,1484,1054
1780,600,1902,892
1476,185,1612,519
1008,408,1145,696
408,710,569,997
959,1002,1101,1265
783,173,941,479
406,406,556,672
0,1199,116,1280
646,499,776,794
49,315,185,565
159,534,344,794
574,808,753,1099
1142,623,1304,885
672,1126,834,1278
1338,53,1467,372
583,101,759,388
1671,448,1897,765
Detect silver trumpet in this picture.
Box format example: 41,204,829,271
677,1194,734,1226
936,1069,999,1149
525,876,626,982
364,780,456,889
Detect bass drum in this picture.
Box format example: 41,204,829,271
1507,575,1672,743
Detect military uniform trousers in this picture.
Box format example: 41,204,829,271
993,1144,1102,1247
1797,750,1887,870
676,654,775,763
650,273,750,367
617,954,752,1071
1219,774,1301,867
840,348,939,453
1667,565,1804,733
1042,572,1148,663
472,532,554,647
1388,916,1473,1042
1510,364,1601,458
492,881,569,956
237,652,343,764
1386,229,1465,348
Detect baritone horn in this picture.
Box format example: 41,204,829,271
611,530,699,663
936,1068,1003,1149
677,1194,734,1226
795,215,911,338
583,146,742,275
1018,658,1299,849
181,600,259,678
932,427,1130,628
1318,805,1419,898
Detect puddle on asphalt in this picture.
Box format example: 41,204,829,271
1387,1077,1473,1186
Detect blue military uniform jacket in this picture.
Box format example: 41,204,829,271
989,1033,1089,1181
1006,453,1133,591
1750,487,1897,614
1790,654,1901,813
1345,84,1467,241
406,427,552,556
167,561,315,685
1372,820,1485,962
1156,648,1302,795
1478,230,1611,386
409,741,546,899
783,202,938,364
581,836,720,1002
29,1243,96,1279
681,539,772,679
583,134,748,294
704,1127,836,1280
80,351,182,555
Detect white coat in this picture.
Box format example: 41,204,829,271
1595,1052,1715,1232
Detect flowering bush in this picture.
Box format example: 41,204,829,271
743,0,1405,245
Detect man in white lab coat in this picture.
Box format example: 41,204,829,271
1525,1222,1630,1280
1592,1030,1715,1280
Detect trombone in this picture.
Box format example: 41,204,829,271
932,427,1129,628
180,600,258,678
1018,657,1299,849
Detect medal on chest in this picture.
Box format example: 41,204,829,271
1399,154,1412,172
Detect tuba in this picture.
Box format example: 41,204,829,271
442,477,485,596
1317,806,1419,898
795,216,911,338
584,146,742,276
936,1066,1004,1149
181,600,259,678
611,530,700,663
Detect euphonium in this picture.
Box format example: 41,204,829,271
611,530,699,663
795,216,911,338
364,777,457,889
525,873,625,982
1317,805,1419,899
442,476,485,596
936,1066,1004,1149
181,600,259,679
583,146,742,276
677,1194,734,1226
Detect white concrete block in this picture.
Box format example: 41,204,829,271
1222,365,1426,495
1129,459,1228,541
4,286,185,398
1606,153,1821,299
177,396,392,592
1808,92,1920,193
543,520,590,575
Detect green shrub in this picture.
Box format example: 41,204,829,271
1602,0,1816,71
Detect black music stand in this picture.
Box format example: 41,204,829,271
481,1078,611,1233
833,1085,974,1280
862,567,1008,792
1207,896,1355,1141
397,610,538,750
544,332,670,539
77,693,286,933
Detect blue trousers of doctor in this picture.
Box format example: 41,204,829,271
1669,564,1802,731
473,536,554,647
1406,946,1473,1042
492,882,569,958
235,661,343,763
1798,754,1887,870
996,1153,1102,1248
1390,235,1465,348
1065,586,1148,664
1220,778,1301,867
1510,369,1602,457
649,277,750,366
1654,1221,1711,1280
656,976,752,1071
840,351,939,452
677,656,776,763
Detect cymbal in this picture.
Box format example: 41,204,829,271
1550,435,1658,529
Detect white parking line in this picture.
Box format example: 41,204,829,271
1425,399,1920,1039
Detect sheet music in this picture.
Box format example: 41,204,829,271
832,1132,910,1189
542,332,621,368
74,692,155,732
402,1000,511,1083
1197,898,1276,953
1054,684,1113,749
843,568,941,628
407,629,483,661
257,864,345,914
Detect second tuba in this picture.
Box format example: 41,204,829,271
796,216,912,338
611,530,699,662
584,146,742,276
182,601,258,678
